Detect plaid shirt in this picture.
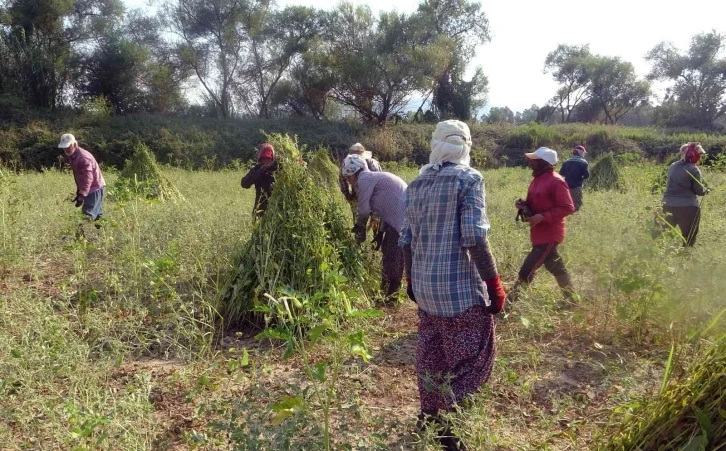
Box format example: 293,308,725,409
356,171,407,232
399,163,491,317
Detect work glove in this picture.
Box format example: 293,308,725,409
74,193,84,208
351,224,366,245
484,275,507,314
406,279,417,304
372,230,385,251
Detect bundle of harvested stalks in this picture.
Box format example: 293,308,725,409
589,153,621,191
114,142,185,202
307,148,340,189
603,335,726,450
218,134,374,328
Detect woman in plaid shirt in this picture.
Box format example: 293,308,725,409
399,120,507,450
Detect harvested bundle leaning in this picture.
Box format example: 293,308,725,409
114,142,184,202
604,335,726,450
218,134,374,328
588,153,621,191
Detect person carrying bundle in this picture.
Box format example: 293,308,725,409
399,120,507,451
657,142,709,246
512,147,576,302
241,142,278,219
58,133,106,223
341,154,406,303
559,145,590,212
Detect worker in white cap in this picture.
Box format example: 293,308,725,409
513,147,575,302
58,133,106,221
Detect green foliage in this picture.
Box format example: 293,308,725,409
113,142,185,202
218,134,373,328
588,153,621,191
647,32,726,130
604,334,726,450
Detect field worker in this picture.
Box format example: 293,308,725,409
559,145,590,212
58,133,106,221
659,142,709,246
241,142,278,219
399,120,507,451
341,154,406,302
339,143,382,202
513,147,576,301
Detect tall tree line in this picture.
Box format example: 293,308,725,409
486,31,726,130
0,0,490,123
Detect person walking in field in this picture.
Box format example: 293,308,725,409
59,133,106,222
241,142,278,219
559,145,590,212
399,120,507,451
658,142,709,246
513,147,576,302
341,154,406,302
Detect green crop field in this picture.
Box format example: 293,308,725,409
2,160,726,450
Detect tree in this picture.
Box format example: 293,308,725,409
515,104,540,124
165,0,249,117
237,5,320,118
587,56,651,124
415,0,490,120
487,106,514,123
0,0,124,108
544,44,592,123
270,49,335,119
647,31,726,129
318,2,452,124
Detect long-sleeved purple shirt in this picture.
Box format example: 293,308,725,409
68,147,105,197
355,171,407,233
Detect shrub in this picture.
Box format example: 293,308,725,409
603,335,726,450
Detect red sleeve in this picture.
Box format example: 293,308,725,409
541,178,575,224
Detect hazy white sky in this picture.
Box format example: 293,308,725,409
125,0,726,112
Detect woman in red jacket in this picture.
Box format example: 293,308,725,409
514,147,576,301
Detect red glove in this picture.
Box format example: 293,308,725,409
485,275,506,314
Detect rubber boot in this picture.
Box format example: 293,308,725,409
415,409,439,433
438,426,467,451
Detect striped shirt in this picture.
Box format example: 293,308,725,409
399,163,491,317
356,171,407,233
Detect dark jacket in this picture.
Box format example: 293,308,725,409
663,160,707,207
241,161,278,217
559,156,590,189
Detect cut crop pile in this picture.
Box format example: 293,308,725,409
218,134,377,328
113,142,185,202
589,153,621,191
604,335,726,450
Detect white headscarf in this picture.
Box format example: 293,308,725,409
420,120,472,174
349,143,373,161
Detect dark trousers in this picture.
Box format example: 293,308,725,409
661,205,701,246
570,187,583,212
518,243,568,283
381,225,403,298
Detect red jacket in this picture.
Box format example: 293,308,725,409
526,171,575,245
68,147,105,197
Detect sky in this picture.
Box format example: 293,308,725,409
125,0,726,113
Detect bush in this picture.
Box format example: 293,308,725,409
604,335,726,450
2,112,726,170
